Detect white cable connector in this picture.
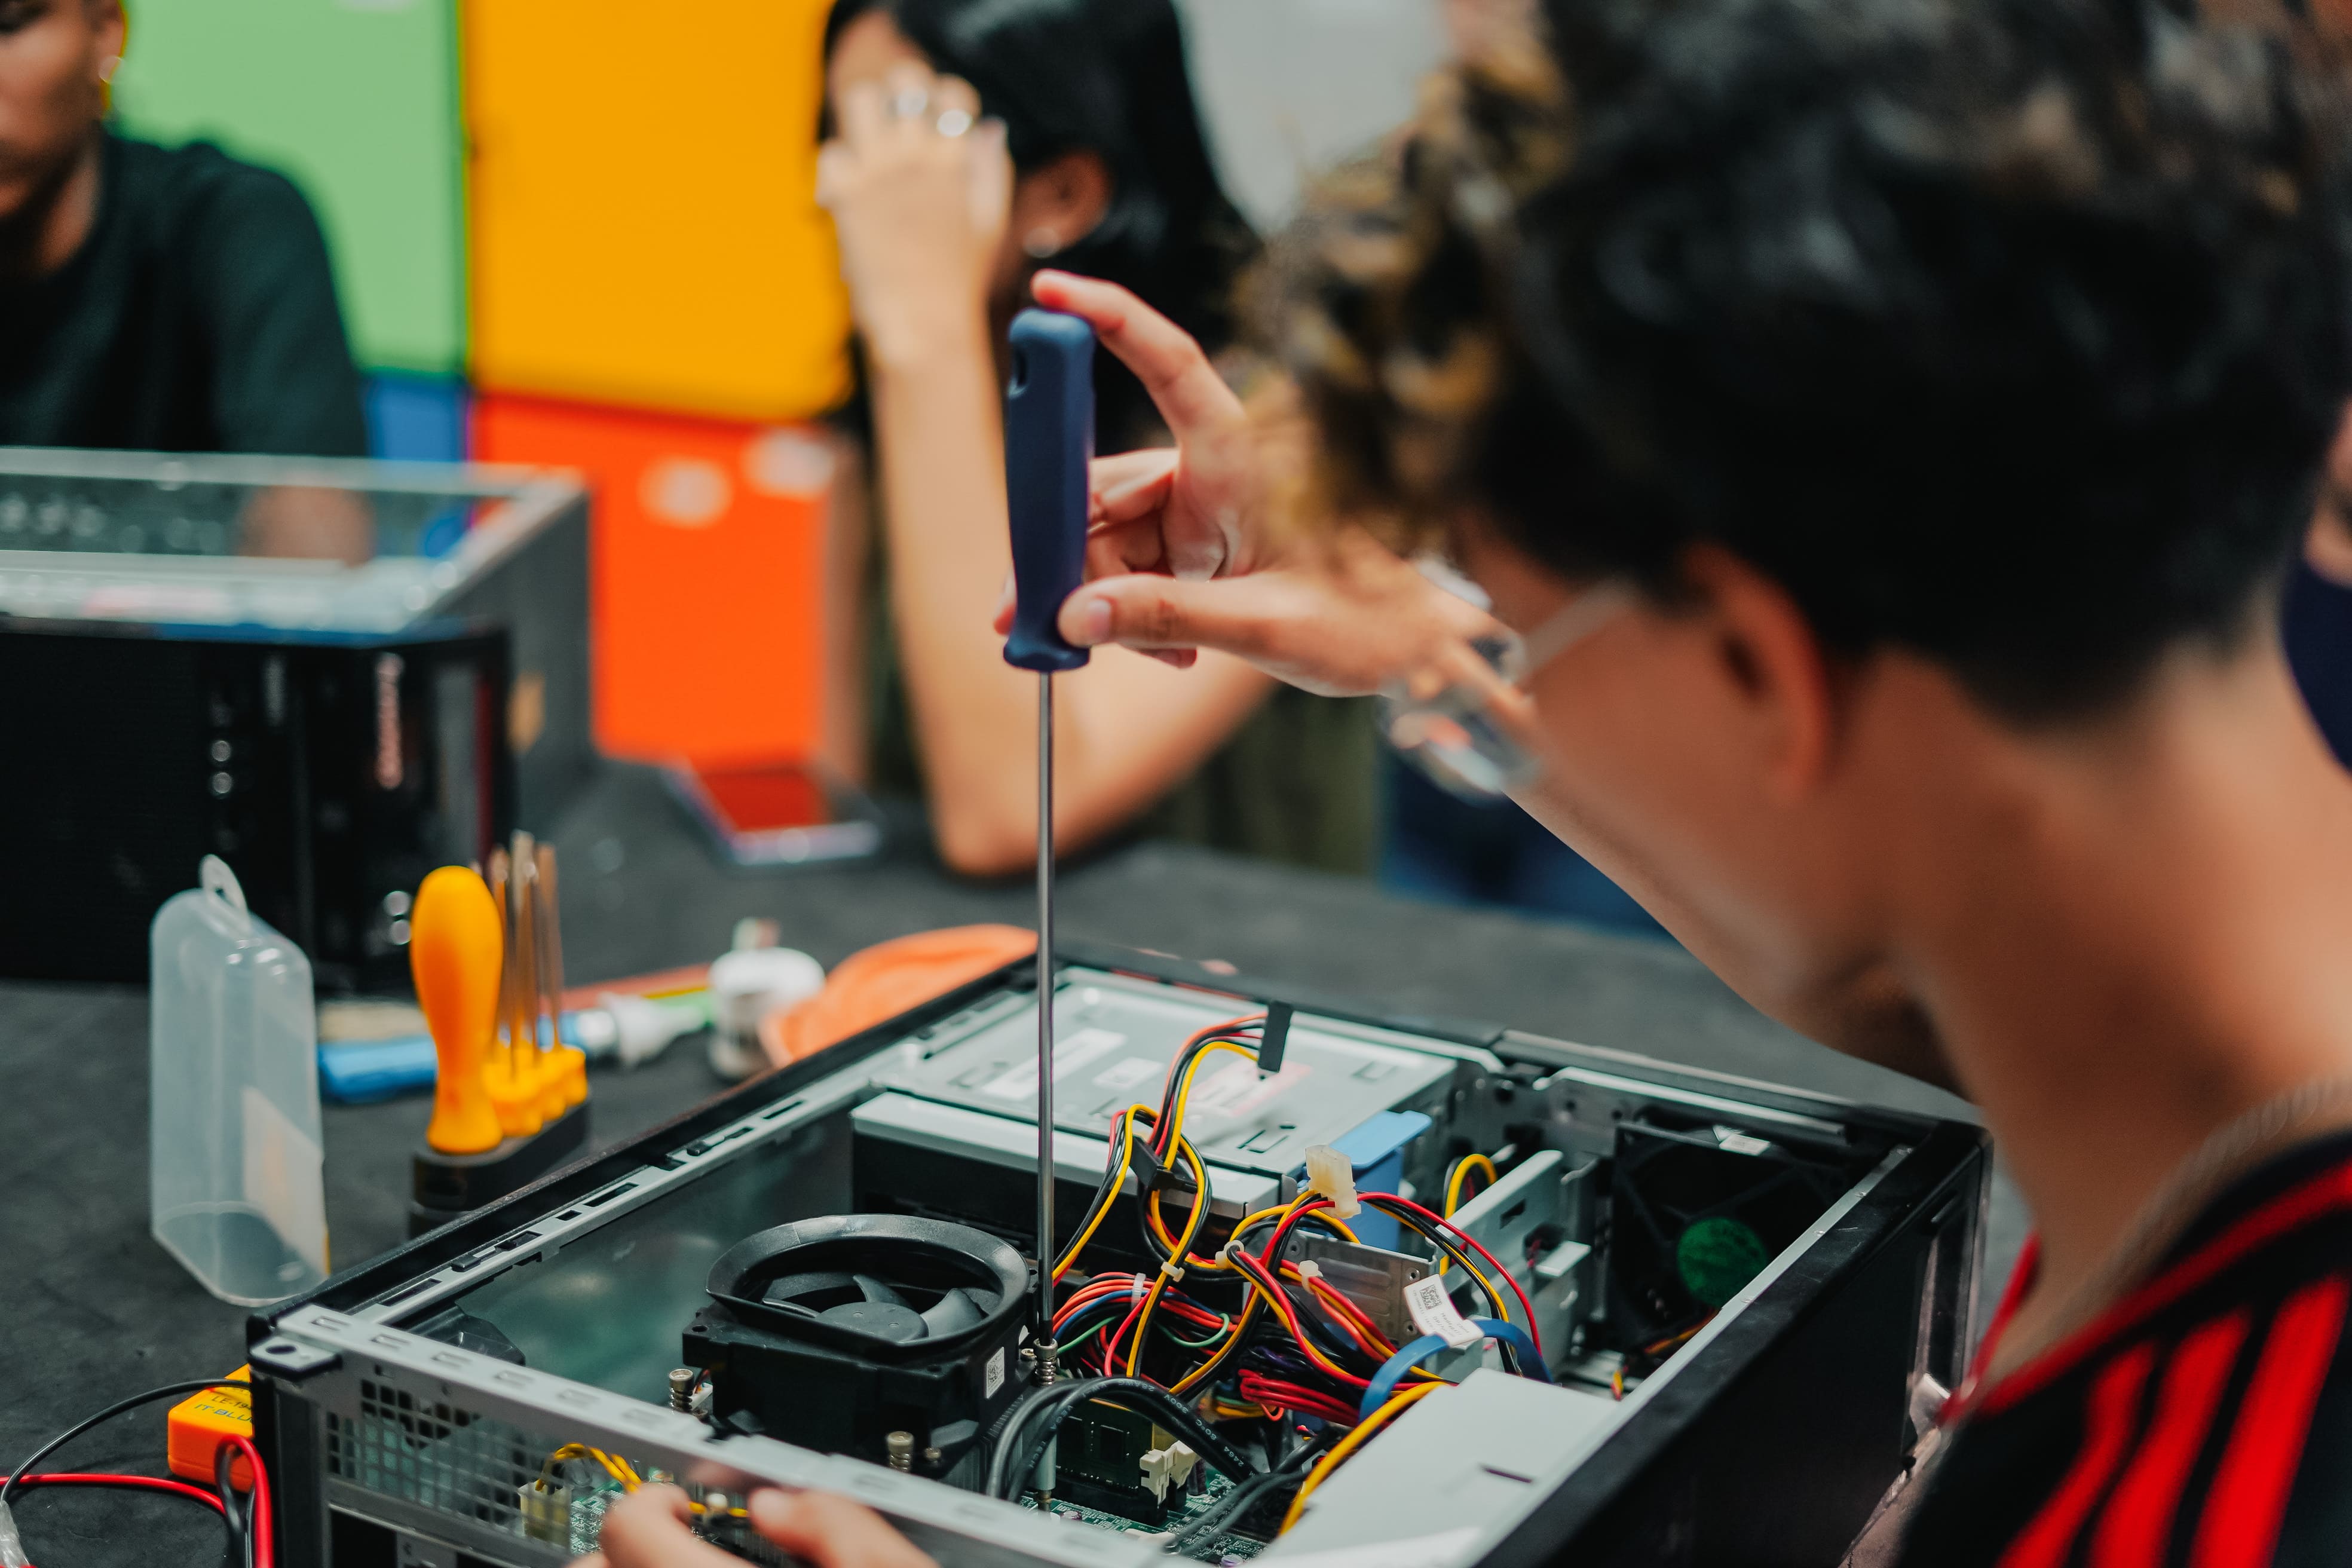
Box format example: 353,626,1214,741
1138,1440,1202,1503
1302,1144,1361,1219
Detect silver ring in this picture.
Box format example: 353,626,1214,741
889,87,930,121
935,107,973,138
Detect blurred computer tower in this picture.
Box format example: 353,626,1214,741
0,449,591,990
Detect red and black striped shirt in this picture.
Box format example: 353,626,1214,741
1898,1132,2352,1567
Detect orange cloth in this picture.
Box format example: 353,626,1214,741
761,924,1037,1067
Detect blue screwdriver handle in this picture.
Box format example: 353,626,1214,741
1003,309,1096,673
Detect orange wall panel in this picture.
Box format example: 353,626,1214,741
474,393,830,768
465,0,853,421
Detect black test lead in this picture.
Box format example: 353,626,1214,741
1000,307,1098,1383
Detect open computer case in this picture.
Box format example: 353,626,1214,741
244,943,1988,1568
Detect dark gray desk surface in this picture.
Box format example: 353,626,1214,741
0,763,2020,1566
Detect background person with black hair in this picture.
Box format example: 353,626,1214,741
0,0,366,459
815,0,1386,880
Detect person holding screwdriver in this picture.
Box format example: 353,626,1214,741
587,0,2352,1560
817,0,1386,880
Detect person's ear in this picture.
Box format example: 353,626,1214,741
1011,149,1112,259
91,1,128,93
1675,543,1839,805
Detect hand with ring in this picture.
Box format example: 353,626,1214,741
817,63,1011,370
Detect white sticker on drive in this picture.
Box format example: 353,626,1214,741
1403,1275,1486,1350
985,1347,1006,1398
981,1028,1126,1099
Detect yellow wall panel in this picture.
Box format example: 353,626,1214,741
466,0,853,421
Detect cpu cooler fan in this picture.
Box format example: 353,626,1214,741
684,1214,1030,1483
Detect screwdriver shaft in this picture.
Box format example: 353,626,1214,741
1035,670,1058,1353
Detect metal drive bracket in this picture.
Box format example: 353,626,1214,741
1446,1149,1600,1358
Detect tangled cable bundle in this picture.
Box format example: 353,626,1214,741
1021,1014,1552,1538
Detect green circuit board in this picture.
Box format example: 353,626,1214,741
1018,1470,1270,1563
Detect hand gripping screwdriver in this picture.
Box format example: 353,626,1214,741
1002,307,1095,1378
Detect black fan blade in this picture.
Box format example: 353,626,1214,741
853,1273,912,1310
918,1287,990,1339
763,1269,857,1310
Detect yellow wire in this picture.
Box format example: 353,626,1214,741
1267,1261,1403,1388
1281,1382,1446,1532
1168,1192,1327,1394
1145,1134,1227,1261
1411,1195,1507,1321
1162,1039,1260,1149
1172,1284,1267,1396
1227,1199,1361,1247
1169,1183,1362,1273
538,1444,586,1489
540,1444,641,1493
1443,1154,1499,1217
1055,1105,1151,1281
1126,1136,1212,1376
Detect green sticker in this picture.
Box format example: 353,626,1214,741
1676,1216,1771,1307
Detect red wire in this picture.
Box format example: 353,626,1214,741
229,1435,275,1568
1227,1251,1371,1389
1256,1194,1343,1267
11,1471,234,1568
1151,1016,1264,1155
1366,1192,1544,1359
1104,1290,1152,1371
13,1473,226,1512
1237,1374,1359,1426
1298,1275,1394,1359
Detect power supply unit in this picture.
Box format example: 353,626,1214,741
243,944,1988,1568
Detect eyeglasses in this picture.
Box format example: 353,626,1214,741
1380,582,1634,800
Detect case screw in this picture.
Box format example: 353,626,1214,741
886,1431,915,1472
669,1367,697,1412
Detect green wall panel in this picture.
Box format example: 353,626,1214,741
114,0,465,374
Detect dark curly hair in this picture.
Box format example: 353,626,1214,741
1268,0,2352,719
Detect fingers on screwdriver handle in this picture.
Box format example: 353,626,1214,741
1003,308,1095,673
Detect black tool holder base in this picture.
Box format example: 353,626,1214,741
409,1101,591,1238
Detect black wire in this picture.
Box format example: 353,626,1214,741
989,1377,1255,1500
1033,1379,1254,1488
1153,1027,1263,1157
1056,1108,1146,1278
1161,1426,1337,1556
984,1379,1088,1499
7,1474,239,1565
1136,1136,1218,1273
215,1441,251,1568
1363,1197,1514,1322
994,1378,1247,1500
2,1380,250,1509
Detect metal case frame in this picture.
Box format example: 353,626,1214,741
247,944,1987,1568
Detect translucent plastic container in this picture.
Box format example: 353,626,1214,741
151,856,328,1305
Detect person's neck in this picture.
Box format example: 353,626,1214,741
1885,638,2352,1349
0,130,104,284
